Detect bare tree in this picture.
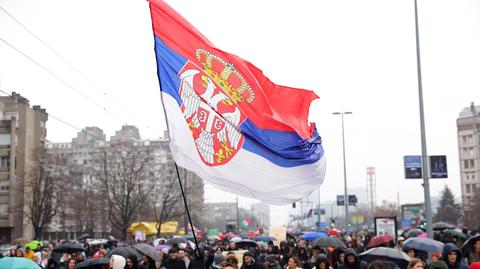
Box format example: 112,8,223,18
99,142,156,240
24,148,66,239
153,174,183,237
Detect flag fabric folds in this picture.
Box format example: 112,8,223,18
149,0,325,204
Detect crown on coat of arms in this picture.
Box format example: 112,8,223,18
196,49,254,103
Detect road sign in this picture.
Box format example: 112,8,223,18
404,155,422,179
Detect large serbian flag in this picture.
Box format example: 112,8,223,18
149,0,325,204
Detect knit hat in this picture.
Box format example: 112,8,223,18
430,261,448,269
214,254,226,266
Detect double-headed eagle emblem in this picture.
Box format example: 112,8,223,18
178,50,254,166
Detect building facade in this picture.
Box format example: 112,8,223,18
45,127,204,239
456,102,480,227
0,92,48,242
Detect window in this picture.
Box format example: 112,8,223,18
0,157,9,168
0,181,9,193
465,160,470,169
466,184,471,194
0,204,7,215
471,159,475,169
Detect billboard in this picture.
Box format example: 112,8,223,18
404,155,422,179
429,155,448,178
401,203,425,227
374,216,397,237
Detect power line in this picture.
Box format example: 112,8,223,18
0,5,149,129
0,37,129,126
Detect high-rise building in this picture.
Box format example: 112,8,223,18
456,102,480,227
0,92,48,241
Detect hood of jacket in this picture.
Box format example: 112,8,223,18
443,243,462,266
111,254,126,269
344,248,358,265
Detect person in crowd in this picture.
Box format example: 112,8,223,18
164,248,185,269
224,263,239,269
142,255,157,269
333,248,345,269
403,247,417,259
280,247,293,268
178,248,190,269
297,247,309,268
368,260,391,269
66,258,77,269
286,256,302,269
467,238,480,264
15,248,24,257
25,246,36,261
442,243,468,269
226,242,237,251
9,248,15,257
211,254,227,269
314,254,332,269
430,261,448,269
241,251,265,269
309,247,322,269
264,255,282,269
395,237,406,250
407,258,425,269
258,249,269,265
110,255,126,269
74,250,86,264
339,248,367,269
226,253,239,268
188,247,205,269
431,253,442,263
126,255,146,269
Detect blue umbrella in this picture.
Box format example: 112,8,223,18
0,257,42,269
253,235,277,242
404,237,445,252
300,232,328,241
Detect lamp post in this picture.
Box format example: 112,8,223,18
333,111,352,228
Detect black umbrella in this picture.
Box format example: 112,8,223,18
404,238,444,253
133,243,161,261
312,237,346,248
166,237,188,245
359,247,411,269
432,222,453,231
462,234,480,256
235,239,257,250
106,246,143,261
402,228,424,239
75,258,110,269
53,243,87,254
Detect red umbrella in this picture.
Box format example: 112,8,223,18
367,234,396,249
328,229,340,237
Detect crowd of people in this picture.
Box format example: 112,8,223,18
1,227,480,269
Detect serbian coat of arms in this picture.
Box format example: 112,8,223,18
178,49,255,166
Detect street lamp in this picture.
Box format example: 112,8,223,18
333,111,352,228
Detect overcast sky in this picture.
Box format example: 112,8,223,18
1,0,479,227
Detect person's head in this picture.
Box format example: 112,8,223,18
473,239,480,252
265,255,276,267
429,261,448,269
226,253,238,266
15,248,24,257
446,251,458,264
169,248,177,260
431,252,442,262
214,254,227,269
110,255,126,269
243,252,255,266
345,249,358,265
338,252,345,263
312,246,321,257
442,243,462,265
74,251,84,262
9,248,15,256
26,246,31,253
99,248,107,258
405,248,416,258
126,255,139,269
368,260,390,269
407,258,425,269
287,256,300,269
228,242,236,249
315,254,330,269
397,237,405,247
177,249,186,259
224,263,239,269
67,258,77,269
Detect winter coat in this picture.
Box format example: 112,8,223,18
241,252,266,269
442,243,469,269
338,249,368,269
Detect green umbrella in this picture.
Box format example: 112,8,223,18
0,257,41,269
183,233,195,240
443,229,467,240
